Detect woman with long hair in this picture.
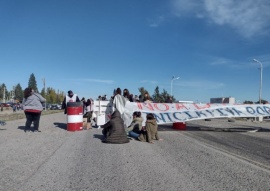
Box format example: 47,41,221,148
127,111,143,139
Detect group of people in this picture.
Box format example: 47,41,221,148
12,103,22,112
127,111,163,143
21,87,163,144
97,88,155,103
101,110,162,144
101,87,163,144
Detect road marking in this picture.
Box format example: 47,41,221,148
173,131,270,174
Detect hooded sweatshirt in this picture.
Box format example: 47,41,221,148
22,93,46,111
101,110,129,144
127,117,143,134
138,119,159,143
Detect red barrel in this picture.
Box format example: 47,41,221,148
173,122,186,130
67,102,83,131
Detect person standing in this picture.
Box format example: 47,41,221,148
111,87,132,128
61,90,80,114
22,88,46,132
143,92,153,103
13,104,17,112
165,96,173,103
112,88,127,115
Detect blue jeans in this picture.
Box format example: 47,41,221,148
128,131,140,138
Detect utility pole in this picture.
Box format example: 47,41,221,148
253,59,263,104
3,87,5,103
42,78,46,110
12,86,15,103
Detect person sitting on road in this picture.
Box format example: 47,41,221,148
127,111,143,139
138,113,163,143
101,110,129,144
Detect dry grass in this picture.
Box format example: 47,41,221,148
0,110,63,121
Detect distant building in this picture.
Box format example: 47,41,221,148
178,100,194,104
210,97,235,104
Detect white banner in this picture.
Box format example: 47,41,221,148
94,101,270,126
128,102,270,125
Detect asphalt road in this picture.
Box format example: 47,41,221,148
0,113,270,191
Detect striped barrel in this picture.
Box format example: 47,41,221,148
67,102,83,132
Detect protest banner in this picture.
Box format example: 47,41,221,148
94,100,270,126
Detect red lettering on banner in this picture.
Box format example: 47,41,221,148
193,103,211,110
137,102,143,110
175,103,188,110
142,103,154,111
153,103,169,111
136,103,154,111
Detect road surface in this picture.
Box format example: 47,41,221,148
0,113,270,191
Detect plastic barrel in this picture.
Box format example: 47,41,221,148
67,102,83,131
172,122,186,130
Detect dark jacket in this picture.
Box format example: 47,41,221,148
101,110,129,144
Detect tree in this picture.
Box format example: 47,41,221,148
55,89,65,104
255,99,268,104
138,86,178,103
1,74,66,103
138,87,149,101
40,88,46,98
243,100,253,104
28,73,38,92
45,87,65,104
152,86,163,103
160,89,170,102
0,83,8,102
14,83,24,102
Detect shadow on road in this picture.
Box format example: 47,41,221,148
53,122,67,130
17,126,26,131
17,126,38,132
93,134,104,140
158,124,270,133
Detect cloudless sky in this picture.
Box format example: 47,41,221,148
1,0,269,103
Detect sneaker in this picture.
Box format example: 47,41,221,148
127,136,134,140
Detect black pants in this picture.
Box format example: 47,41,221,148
24,111,41,130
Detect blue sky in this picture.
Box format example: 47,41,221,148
1,0,270,103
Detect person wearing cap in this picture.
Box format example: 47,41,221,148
61,90,80,114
